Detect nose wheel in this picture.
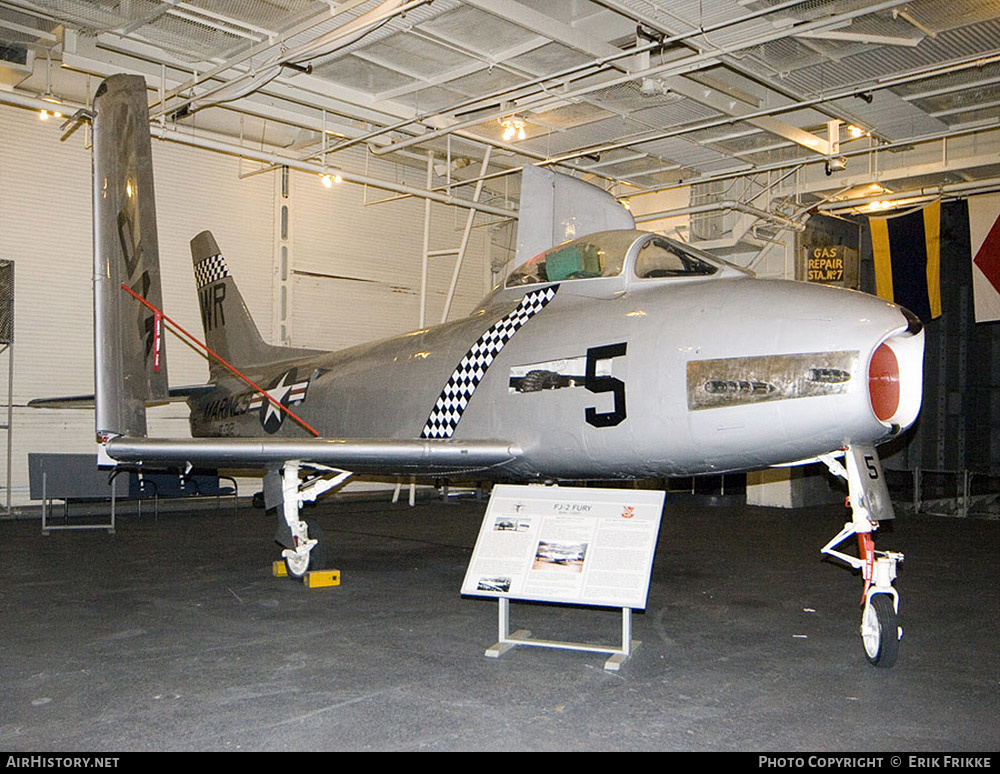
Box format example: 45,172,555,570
862,593,900,668
820,445,904,667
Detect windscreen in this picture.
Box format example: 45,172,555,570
506,231,639,287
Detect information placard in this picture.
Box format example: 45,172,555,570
461,484,665,610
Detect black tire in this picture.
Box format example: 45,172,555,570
306,523,327,571
862,594,900,668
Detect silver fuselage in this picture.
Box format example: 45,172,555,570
187,231,921,480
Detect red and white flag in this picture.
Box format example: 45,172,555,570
969,193,1000,323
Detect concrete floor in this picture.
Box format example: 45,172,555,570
0,492,997,752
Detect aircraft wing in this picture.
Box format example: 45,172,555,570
104,436,522,476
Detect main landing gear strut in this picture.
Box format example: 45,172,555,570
277,460,352,579
820,445,904,668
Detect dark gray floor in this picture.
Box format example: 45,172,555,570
0,492,997,752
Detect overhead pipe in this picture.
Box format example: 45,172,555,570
633,200,806,232
0,90,83,117
0,87,516,219
818,177,1000,213
538,51,1000,173
150,0,418,116
176,0,428,112
332,38,665,158
634,117,1000,199
146,122,518,219
370,0,911,159
395,47,1000,201
345,0,816,157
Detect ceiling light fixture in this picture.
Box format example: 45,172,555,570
500,116,526,142
824,156,848,175
38,51,62,121
38,97,63,121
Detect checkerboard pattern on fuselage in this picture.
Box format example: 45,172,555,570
420,285,559,439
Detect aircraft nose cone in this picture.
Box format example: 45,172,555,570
869,342,900,422
866,305,924,433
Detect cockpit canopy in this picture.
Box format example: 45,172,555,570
506,229,737,288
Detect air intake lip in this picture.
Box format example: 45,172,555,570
901,306,923,336
867,320,924,432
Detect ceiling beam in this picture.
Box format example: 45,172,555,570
458,0,629,65
663,76,834,156
373,35,547,102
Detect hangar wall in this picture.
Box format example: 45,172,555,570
290,163,490,349
0,105,490,507
1,106,108,508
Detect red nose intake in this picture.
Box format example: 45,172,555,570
869,343,900,422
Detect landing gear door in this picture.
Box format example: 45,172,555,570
849,445,895,522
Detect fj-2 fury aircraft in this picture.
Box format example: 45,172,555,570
82,74,923,667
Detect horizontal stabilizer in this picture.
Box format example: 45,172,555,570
29,384,216,410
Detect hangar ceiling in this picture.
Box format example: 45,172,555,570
1,0,999,239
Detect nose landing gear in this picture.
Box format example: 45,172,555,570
820,445,904,668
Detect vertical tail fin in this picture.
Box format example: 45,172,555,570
190,230,323,378
92,74,168,440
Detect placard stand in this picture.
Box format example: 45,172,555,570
464,484,663,672
485,598,639,671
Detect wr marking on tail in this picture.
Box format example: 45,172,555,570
200,283,226,331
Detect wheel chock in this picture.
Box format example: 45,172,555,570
271,561,340,587
304,569,341,588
